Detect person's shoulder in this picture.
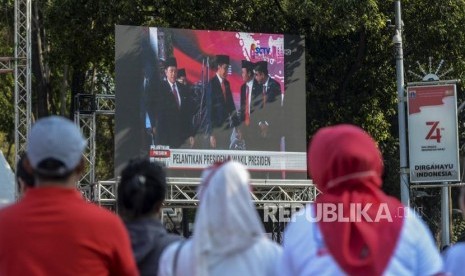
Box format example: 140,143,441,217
206,77,217,91
158,239,192,276
270,77,280,85
444,242,465,259
283,204,315,245
176,81,186,87
160,232,184,249
402,208,429,233
161,80,171,89
250,237,283,271
210,75,219,83
163,239,183,254
443,243,465,276
291,203,314,224
167,232,184,242
78,202,123,224
0,201,22,219
160,239,191,262
177,82,190,93
259,237,283,253
86,208,130,240
398,208,440,255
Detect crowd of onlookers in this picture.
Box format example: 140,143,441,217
0,115,464,275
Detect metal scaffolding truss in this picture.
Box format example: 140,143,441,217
95,94,116,115
74,93,115,200
96,180,117,203
74,112,96,199
74,93,116,115
164,178,317,207
74,88,317,209
14,0,32,165
95,178,318,210
1,0,31,173
0,57,14,74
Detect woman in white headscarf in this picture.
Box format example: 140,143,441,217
158,161,282,276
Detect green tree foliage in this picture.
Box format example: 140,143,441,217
0,0,15,164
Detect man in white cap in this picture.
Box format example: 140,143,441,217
0,116,138,275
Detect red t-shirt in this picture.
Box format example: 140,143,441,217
0,187,139,276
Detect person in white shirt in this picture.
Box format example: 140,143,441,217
279,124,443,276
443,186,465,275
158,161,282,276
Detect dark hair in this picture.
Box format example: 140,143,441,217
34,158,73,182
256,67,268,76
118,158,167,219
244,67,253,77
254,62,268,76
16,154,35,188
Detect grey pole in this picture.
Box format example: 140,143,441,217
441,185,450,247
394,1,410,206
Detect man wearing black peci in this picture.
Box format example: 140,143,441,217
252,60,282,151
237,60,263,150
177,68,188,86
206,55,238,149
153,57,195,148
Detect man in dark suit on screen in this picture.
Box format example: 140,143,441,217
252,60,282,151
153,57,195,148
206,55,237,149
237,60,263,150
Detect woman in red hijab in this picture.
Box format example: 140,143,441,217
278,124,443,276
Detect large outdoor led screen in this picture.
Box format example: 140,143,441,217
115,25,306,179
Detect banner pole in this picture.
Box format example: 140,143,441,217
394,1,410,206
441,184,450,247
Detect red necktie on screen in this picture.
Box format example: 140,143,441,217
262,85,267,108
172,84,180,108
245,86,250,126
221,81,226,101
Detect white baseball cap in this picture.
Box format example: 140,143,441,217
27,116,87,176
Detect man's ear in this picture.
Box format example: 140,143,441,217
23,157,34,175
75,157,85,175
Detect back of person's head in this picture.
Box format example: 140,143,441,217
241,60,254,76
193,161,265,275
27,116,87,183
254,61,268,76
16,153,35,195
196,161,262,232
118,158,167,219
307,124,403,276
214,54,230,68
308,124,383,193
